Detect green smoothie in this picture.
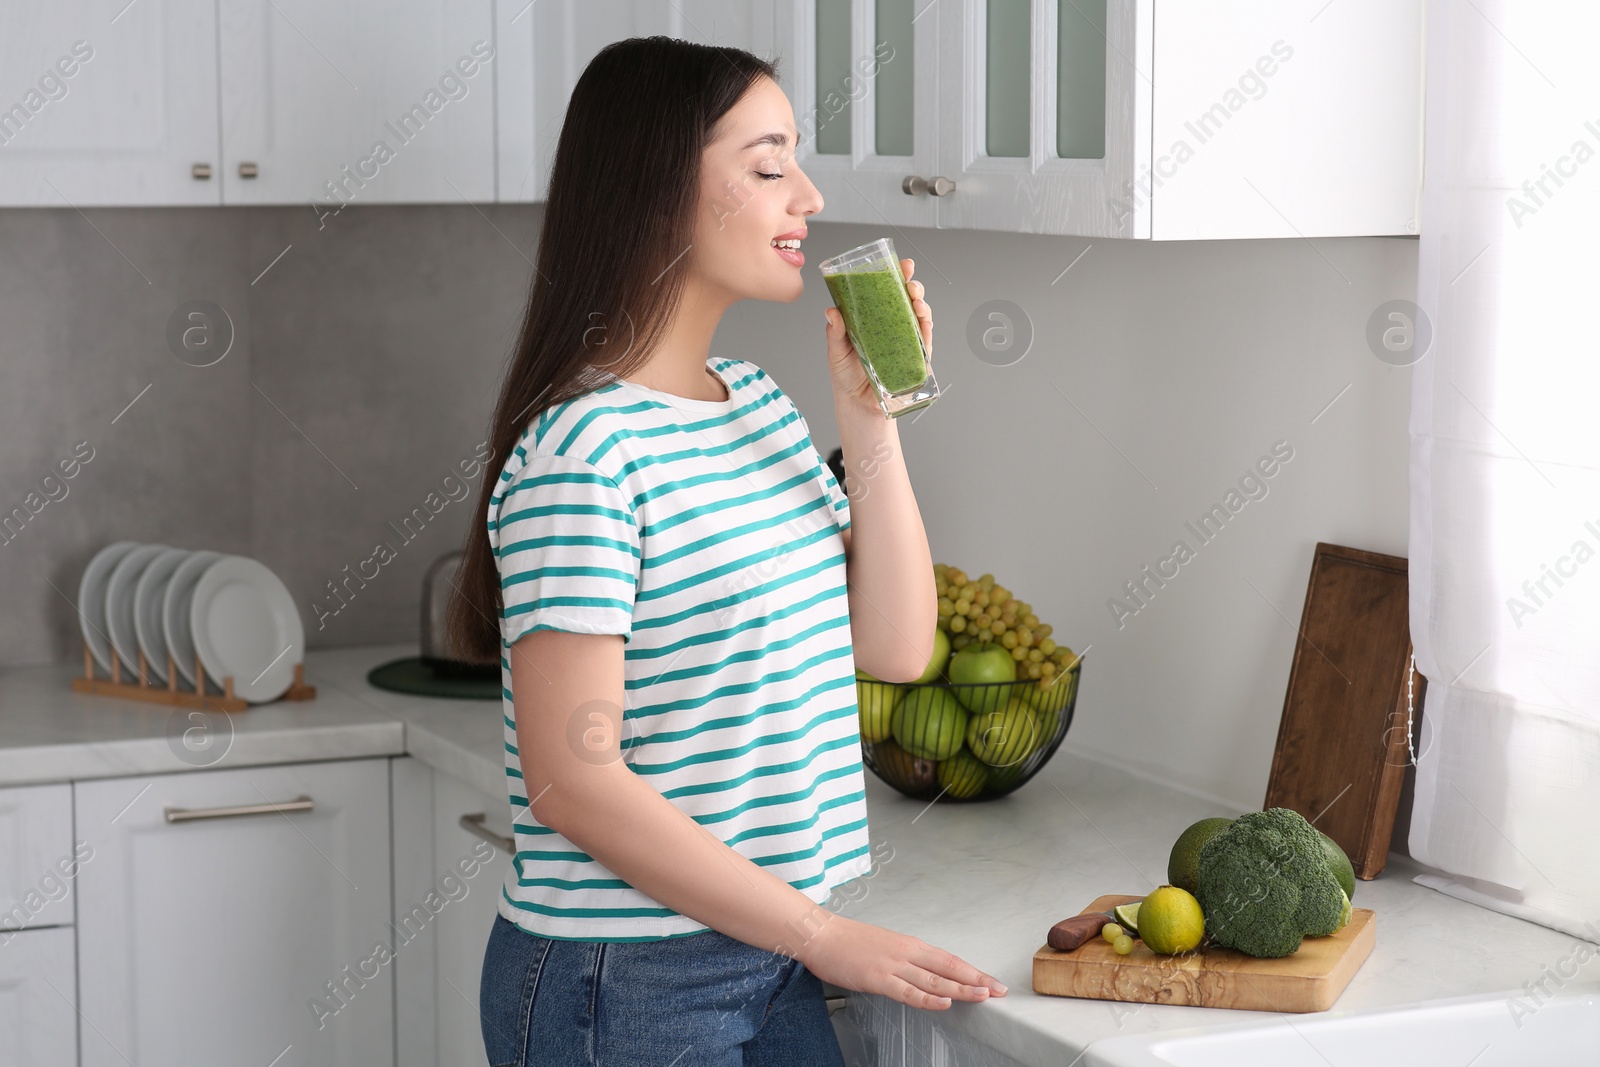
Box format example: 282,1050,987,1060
824,267,929,394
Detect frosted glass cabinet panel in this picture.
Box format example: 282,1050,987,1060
789,0,1420,237
775,0,940,227
937,0,1145,235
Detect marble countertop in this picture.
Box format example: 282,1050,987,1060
3,644,1589,1065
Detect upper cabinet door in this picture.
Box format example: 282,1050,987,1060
936,0,1145,237
0,0,221,207
1146,0,1422,240
217,0,496,207
774,0,939,228
499,0,774,203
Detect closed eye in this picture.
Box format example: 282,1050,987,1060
757,171,783,181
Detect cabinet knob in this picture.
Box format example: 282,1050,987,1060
903,175,956,197
239,162,259,179
191,163,213,180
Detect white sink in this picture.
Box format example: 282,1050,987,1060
1084,989,1600,1067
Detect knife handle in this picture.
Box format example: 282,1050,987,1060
1047,913,1111,952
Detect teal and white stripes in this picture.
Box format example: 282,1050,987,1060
487,357,870,942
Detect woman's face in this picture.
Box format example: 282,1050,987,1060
693,75,824,305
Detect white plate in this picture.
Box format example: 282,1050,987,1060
132,547,191,684
162,550,223,690
189,556,305,703
77,541,141,674
105,543,170,678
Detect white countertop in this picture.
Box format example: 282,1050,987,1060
2,644,1589,1065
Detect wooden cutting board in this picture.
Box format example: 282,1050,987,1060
1032,895,1375,1013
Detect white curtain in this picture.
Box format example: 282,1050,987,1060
1408,0,1600,939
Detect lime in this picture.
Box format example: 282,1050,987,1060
1167,817,1235,895
892,686,968,760
936,749,988,799
1113,901,1141,935
1318,830,1357,902
1137,885,1205,955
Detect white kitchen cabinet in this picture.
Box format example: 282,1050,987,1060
431,769,513,1066
781,0,1422,238
74,758,395,1067
217,0,497,208
0,783,76,931
0,0,221,206
0,926,78,1067
497,0,777,202
773,0,942,229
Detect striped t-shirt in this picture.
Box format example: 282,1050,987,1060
487,355,872,942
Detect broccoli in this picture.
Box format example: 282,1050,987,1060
1194,807,1348,958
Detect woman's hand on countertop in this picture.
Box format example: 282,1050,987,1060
795,913,1007,1010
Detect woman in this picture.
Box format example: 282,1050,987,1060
451,35,1005,1066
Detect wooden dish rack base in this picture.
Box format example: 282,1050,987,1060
71,645,316,713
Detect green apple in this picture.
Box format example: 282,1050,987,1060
965,696,1041,767
855,675,902,743
912,628,952,684
946,643,1017,713
937,749,989,799
892,686,968,760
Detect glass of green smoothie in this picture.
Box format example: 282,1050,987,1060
818,238,940,418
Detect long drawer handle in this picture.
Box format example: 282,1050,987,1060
165,795,314,823
460,813,515,855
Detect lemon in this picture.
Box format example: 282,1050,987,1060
1137,885,1205,955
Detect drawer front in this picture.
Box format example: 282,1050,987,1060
0,783,77,932
0,925,78,1067
74,758,394,1067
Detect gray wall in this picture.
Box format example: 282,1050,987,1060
0,204,1415,807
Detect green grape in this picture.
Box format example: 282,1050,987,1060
1113,935,1134,955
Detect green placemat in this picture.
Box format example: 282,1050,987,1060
367,657,500,700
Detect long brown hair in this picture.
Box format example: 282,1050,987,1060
449,36,779,663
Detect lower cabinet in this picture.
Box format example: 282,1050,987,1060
0,926,78,1067
430,769,513,1066
74,758,395,1067
843,992,1033,1067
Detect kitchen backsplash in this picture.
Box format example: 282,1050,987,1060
0,203,1416,807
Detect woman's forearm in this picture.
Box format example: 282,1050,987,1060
834,408,937,682
537,760,839,956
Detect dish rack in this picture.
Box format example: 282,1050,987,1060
70,645,316,713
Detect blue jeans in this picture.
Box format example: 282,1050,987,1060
479,913,848,1066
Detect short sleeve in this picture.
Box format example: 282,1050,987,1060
820,462,851,532
490,452,641,647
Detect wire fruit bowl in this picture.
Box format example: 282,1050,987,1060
855,661,1081,802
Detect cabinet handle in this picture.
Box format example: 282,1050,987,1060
825,994,849,1016
902,175,956,197
164,795,313,823
239,162,259,179
192,163,213,180
460,813,515,855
